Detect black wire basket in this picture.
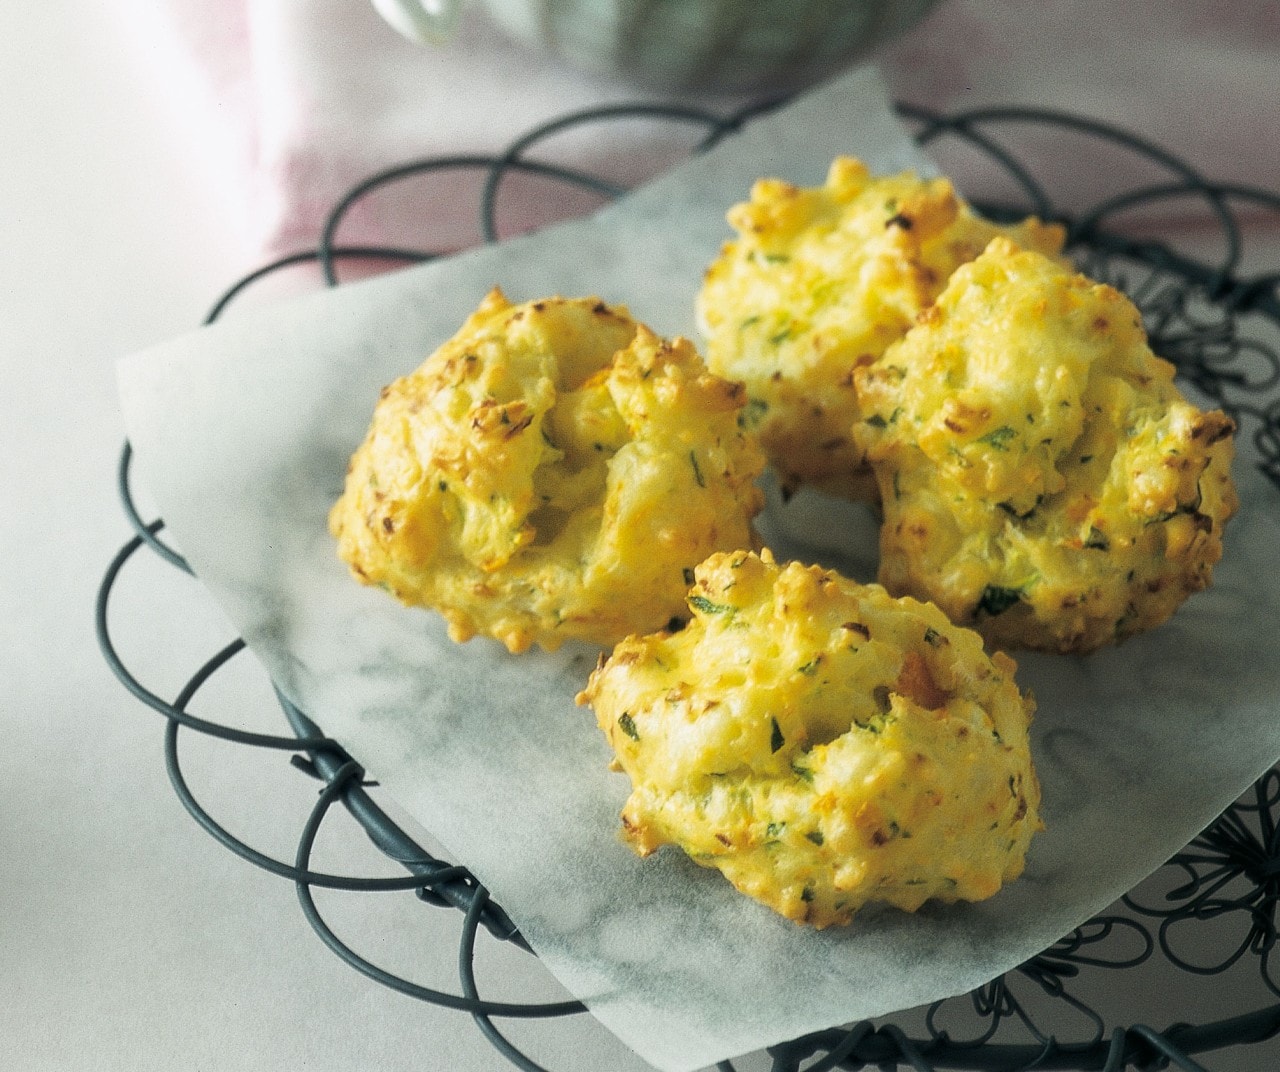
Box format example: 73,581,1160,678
97,95,1280,1072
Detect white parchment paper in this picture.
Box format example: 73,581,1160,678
117,66,1280,1072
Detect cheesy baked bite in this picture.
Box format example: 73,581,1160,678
696,157,1065,498
329,290,765,653
854,238,1238,654
579,548,1041,928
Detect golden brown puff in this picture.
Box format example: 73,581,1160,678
696,157,1065,499
854,238,1238,654
329,289,766,653
578,548,1041,929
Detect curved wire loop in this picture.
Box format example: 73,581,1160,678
291,760,584,1019
1124,771,1280,1002
96,530,332,751
276,691,533,947
318,155,626,287
99,97,1280,1072
476,101,739,243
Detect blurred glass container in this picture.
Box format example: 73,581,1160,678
375,0,942,93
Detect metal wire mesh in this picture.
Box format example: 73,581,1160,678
97,96,1280,1071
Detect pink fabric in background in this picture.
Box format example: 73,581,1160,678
113,0,1279,260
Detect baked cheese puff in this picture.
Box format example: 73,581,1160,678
854,238,1238,654
329,290,766,653
696,157,1065,498
578,548,1041,928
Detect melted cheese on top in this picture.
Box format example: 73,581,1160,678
697,157,1065,498
854,238,1238,653
579,548,1041,928
330,290,765,652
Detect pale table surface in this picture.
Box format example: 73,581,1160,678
3,4,1278,1071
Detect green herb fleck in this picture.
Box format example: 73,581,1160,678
977,585,1025,616
689,450,705,487
859,710,894,735
790,758,814,784
770,718,785,753
800,886,815,903
617,713,639,741
766,821,786,839
865,413,888,428
997,495,1042,520
977,426,1017,451
797,656,822,676
1084,526,1110,550
682,567,696,585
923,626,944,647
805,830,825,845
689,594,736,616
738,397,769,430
